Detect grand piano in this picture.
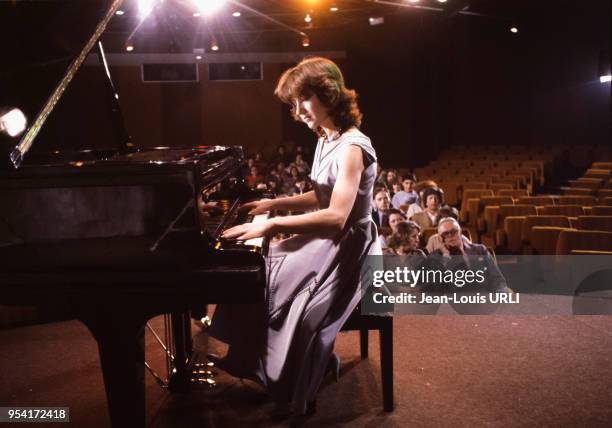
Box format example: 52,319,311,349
0,1,268,426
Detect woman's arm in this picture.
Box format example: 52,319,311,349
243,190,319,214
223,145,365,239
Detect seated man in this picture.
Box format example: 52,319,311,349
429,217,511,293
372,187,391,228
410,188,444,230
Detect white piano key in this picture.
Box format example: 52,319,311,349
244,212,270,247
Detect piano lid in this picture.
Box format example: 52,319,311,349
0,0,125,168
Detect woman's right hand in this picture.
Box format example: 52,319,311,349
240,199,273,215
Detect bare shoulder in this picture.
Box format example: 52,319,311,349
337,143,365,172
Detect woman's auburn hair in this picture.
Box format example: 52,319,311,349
274,56,362,133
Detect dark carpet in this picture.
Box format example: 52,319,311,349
1,314,611,427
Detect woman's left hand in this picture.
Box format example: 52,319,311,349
222,220,273,240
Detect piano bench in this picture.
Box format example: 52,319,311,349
340,310,394,412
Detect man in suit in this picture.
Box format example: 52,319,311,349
372,187,390,228
430,217,510,293
410,187,443,231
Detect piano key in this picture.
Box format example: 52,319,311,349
244,212,270,247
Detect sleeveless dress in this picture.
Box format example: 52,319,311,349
209,128,380,413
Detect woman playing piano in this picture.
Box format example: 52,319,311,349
209,57,379,420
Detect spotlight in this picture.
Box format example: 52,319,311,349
437,0,447,3
115,10,125,15
302,35,310,47
409,0,420,2
304,13,312,23
369,16,384,26
195,55,202,60
510,26,518,34
138,0,156,19
0,108,27,137
191,0,225,16
125,39,134,51
232,11,241,17
210,36,219,51
193,12,201,17
330,5,339,12
601,75,612,83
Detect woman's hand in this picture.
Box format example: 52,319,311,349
240,199,273,215
222,220,273,240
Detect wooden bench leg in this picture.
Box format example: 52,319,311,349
359,327,368,359
379,317,394,412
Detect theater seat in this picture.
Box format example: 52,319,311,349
542,205,585,216
531,226,575,255
555,230,612,255
479,197,514,237
592,206,612,215
522,215,571,245
502,216,526,252
460,189,494,224
518,196,556,206
557,196,597,206
498,189,529,199
591,162,612,170
496,205,537,249
576,216,612,232
489,183,513,195
561,187,594,196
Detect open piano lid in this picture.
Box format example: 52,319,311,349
0,0,126,168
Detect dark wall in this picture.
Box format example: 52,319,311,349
21,1,609,168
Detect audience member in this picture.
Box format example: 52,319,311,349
372,187,391,228
391,174,419,208
410,187,443,229
379,208,406,249
387,221,426,256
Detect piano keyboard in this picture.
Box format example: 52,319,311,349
244,212,271,247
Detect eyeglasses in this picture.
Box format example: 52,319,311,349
440,228,460,239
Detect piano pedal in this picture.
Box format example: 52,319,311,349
190,362,217,387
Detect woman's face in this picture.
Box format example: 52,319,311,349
408,230,420,250
295,94,330,130
388,213,404,233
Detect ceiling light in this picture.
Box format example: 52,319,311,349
210,36,219,51
196,55,203,60
437,0,447,3
193,12,201,17
304,14,312,23
125,39,134,51
510,26,518,34
115,10,125,15
409,0,420,3
138,0,155,19
600,75,612,83
330,5,339,12
302,35,310,47
232,11,241,17
369,16,384,26
191,0,225,17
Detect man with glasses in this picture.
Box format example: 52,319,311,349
431,217,510,293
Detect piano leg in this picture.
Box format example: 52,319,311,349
168,311,193,392
80,306,147,428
